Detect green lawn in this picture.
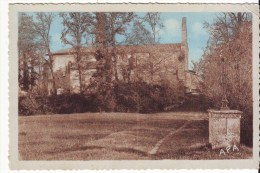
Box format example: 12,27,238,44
18,112,252,160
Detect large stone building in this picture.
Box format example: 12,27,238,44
45,17,200,95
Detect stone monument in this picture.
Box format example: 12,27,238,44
208,56,243,149
208,109,242,149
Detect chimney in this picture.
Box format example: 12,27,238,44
181,17,188,73
182,17,187,46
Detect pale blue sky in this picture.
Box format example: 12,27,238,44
160,13,217,68
45,12,219,69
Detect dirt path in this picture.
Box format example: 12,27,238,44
148,120,190,155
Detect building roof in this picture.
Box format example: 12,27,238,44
51,43,182,56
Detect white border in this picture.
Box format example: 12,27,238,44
1,1,259,173
5,0,260,3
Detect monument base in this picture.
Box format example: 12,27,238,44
208,109,242,149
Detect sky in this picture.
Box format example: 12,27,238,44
159,13,217,68
47,12,219,69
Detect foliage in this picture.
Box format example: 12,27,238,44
32,12,57,94
109,81,186,113
18,12,188,115
104,12,135,46
195,12,253,146
19,93,99,116
87,12,136,104
19,96,43,115
60,12,94,93
125,12,164,45
54,69,71,92
19,80,188,115
143,12,164,44
125,20,153,45
18,13,42,91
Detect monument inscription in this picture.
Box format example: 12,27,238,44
208,109,242,149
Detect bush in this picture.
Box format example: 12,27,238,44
113,82,186,113
19,81,189,115
47,94,99,114
19,93,99,116
19,96,40,115
240,109,253,147
174,94,213,112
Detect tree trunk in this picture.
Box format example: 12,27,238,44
22,53,29,91
77,60,82,93
112,49,119,82
48,51,56,95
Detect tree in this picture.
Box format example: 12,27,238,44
105,13,135,82
125,12,164,45
86,12,113,111
143,12,164,81
88,12,136,111
124,13,167,83
202,12,252,108
191,58,206,79
32,12,56,94
201,12,252,145
125,12,165,72
60,12,93,93
143,12,164,44
203,13,252,46
105,13,135,46
18,13,41,91
125,20,153,45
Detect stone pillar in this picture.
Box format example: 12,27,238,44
181,17,187,47
180,17,189,82
181,17,188,70
208,109,242,149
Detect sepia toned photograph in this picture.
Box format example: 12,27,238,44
9,3,259,169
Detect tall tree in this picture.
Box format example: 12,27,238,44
91,12,135,82
18,13,41,91
202,12,252,146
191,58,206,79
105,12,135,81
203,12,252,46
202,12,252,108
198,13,253,146
143,12,164,44
32,12,56,94
105,13,135,46
140,13,166,83
125,20,153,45
123,13,166,84
92,12,112,84
88,12,136,111
60,12,93,93
87,13,114,112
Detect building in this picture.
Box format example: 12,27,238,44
44,17,200,95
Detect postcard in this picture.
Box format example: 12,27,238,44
9,3,259,169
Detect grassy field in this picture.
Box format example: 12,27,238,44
18,112,252,160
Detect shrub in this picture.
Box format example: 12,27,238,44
113,82,186,113
19,93,99,115
19,96,37,116
19,81,189,115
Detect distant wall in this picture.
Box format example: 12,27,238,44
48,43,188,93
53,55,74,72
